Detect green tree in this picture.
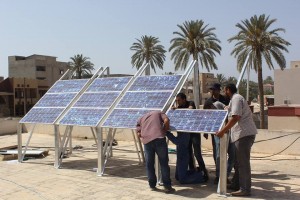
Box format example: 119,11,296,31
68,54,94,79
228,14,290,128
130,35,166,75
169,20,221,107
216,73,227,86
263,76,274,84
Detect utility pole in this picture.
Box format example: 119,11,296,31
23,78,26,115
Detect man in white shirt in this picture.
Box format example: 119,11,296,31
216,83,257,197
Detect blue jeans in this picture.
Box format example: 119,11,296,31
214,135,235,178
144,138,171,188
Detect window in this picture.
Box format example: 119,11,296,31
36,77,46,80
36,66,46,71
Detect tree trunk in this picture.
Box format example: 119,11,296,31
257,68,265,129
145,64,150,75
193,61,200,108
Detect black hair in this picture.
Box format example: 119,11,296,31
176,93,187,100
225,83,237,94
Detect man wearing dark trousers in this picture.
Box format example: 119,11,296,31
216,83,257,197
173,93,208,179
203,83,234,184
136,111,175,193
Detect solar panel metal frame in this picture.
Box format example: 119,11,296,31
101,108,158,129
20,79,90,124
167,109,228,134
58,76,132,127
101,75,183,129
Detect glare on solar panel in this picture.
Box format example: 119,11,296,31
117,92,172,109
35,93,77,107
74,92,120,108
87,77,131,92
48,79,89,93
128,75,181,91
60,108,108,127
102,109,155,129
167,109,227,133
20,108,65,124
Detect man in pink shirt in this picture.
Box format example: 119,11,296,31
136,111,175,193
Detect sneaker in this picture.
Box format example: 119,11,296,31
164,186,175,194
231,189,251,196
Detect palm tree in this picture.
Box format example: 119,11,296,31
169,20,221,107
216,73,227,86
68,54,94,79
130,35,166,75
228,14,290,128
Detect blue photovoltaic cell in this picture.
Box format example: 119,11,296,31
35,93,77,107
48,79,89,93
60,108,108,127
74,92,120,108
117,92,172,109
102,109,154,129
167,109,228,133
86,77,131,92
20,108,64,124
128,75,182,91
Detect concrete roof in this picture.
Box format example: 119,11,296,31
0,133,299,199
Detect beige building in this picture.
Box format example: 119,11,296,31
268,61,300,132
183,73,218,105
274,61,300,105
0,77,48,116
9,54,68,86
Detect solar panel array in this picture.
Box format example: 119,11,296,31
59,77,131,127
20,79,89,124
167,109,228,133
102,75,182,129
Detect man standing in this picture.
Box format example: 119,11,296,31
136,111,175,193
203,83,234,184
173,93,208,179
216,83,257,197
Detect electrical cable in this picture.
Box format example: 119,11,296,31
252,136,300,159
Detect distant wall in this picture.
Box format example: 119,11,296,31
21,124,300,156
0,118,20,135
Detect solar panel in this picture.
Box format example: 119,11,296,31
35,93,77,107
102,109,155,129
86,77,131,92
59,108,108,126
128,75,181,91
167,109,228,133
48,79,89,93
58,77,132,127
20,108,65,124
116,92,172,109
74,92,120,108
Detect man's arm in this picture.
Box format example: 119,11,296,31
163,117,170,132
136,118,142,137
215,115,240,138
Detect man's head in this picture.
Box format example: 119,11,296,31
224,83,237,98
176,93,187,107
209,83,221,97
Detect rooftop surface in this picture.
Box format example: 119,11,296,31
0,133,300,200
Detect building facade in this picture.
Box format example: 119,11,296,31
9,54,68,86
0,77,48,116
274,61,300,105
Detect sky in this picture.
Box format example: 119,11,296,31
1,0,299,81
